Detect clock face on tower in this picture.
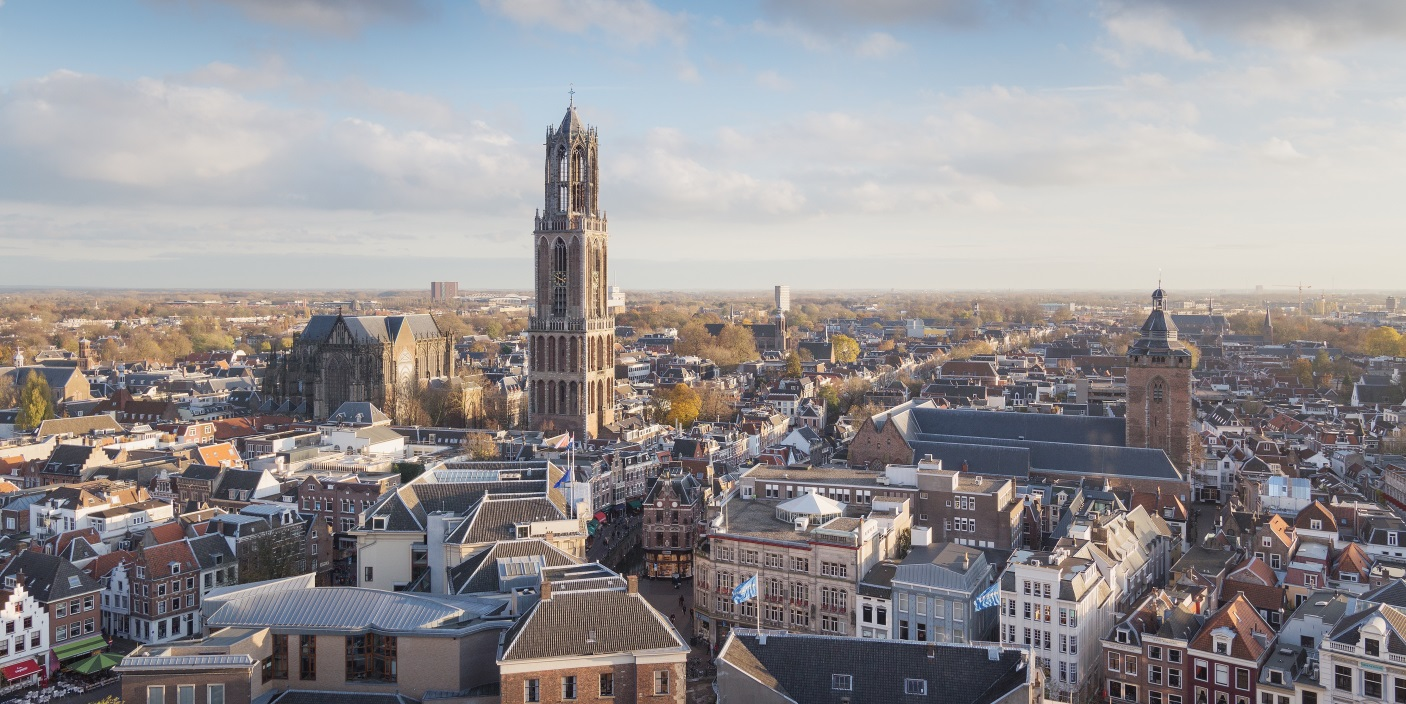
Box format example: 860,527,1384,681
554,271,568,285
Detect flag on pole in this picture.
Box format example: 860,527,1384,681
545,432,571,450
974,582,1002,611
732,575,758,604
553,465,571,488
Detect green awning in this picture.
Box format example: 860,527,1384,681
52,634,108,661
627,500,643,510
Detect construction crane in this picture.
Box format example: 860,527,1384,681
1270,282,1313,314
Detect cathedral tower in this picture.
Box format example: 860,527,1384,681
528,103,615,438
1126,286,1195,472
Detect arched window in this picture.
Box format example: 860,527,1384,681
1151,378,1165,403
557,149,569,213
551,239,568,317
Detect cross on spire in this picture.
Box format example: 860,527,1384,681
569,83,574,107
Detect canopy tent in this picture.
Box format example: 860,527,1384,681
65,651,122,675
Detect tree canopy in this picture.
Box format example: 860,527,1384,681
662,383,701,427
831,334,860,363
15,371,55,431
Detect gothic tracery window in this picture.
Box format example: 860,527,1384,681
1151,378,1165,403
552,239,568,318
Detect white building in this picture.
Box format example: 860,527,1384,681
0,579,50,686
999,548,1114,702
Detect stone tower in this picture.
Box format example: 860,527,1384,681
528,102,615,438
1263,304,1273,344
1126,286,1195,472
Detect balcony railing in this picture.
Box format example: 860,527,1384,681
529,317,614,332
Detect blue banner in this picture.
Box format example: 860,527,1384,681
732,575,758,604
974,582,1002,611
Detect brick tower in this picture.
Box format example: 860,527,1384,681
1126,286,1195,471
527,101,615,438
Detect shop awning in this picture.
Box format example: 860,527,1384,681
627,499,643,510
594,511,608,523
2,658,41,681
52,634,108,661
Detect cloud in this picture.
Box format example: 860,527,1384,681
676,61,701,83
759,0,1019,30
0,70,530,212
155,0,432,36
854,31,908,58
755,70,793,92
1100,7,1212,63
1258,137,1305,161
479,0,687,46
1115,0,1406,49
612,129,806,217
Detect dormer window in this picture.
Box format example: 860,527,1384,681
1389,533,1399,547
1214,639,1229,655
3,576,15,589
1310,519,1323,531
170,562,180,574
1367,638,1381,657
371,516,387,531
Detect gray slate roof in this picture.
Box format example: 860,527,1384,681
0,550,102,602
499,589,686,661
720,632,1030,704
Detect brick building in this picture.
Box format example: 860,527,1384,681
498,575,689,704
1126,287,1197,472
642,471,704,580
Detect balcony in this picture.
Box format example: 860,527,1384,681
529,317,614,332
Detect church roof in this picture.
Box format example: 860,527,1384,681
1130,289,1192,358
559,105,584,135
299,314,443,345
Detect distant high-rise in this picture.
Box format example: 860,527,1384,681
1389,296,1399,312
775,285,790,313
430,281,459,301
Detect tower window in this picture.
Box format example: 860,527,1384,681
552,239,568,317
1152,380,1165,402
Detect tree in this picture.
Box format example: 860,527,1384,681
784,352,803,379
663,383,701,427
1291,358,1314,387
697,386,734,422
0,375,16,409
15,371,55,431
1364,326,1406,357
1182,340,1202,369
817,384,841,421
465,433,500,460
831,334,860,363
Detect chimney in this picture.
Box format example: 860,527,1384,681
540,580,552,601
627,575,639,594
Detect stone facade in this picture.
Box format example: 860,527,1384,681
528,104,616,439
269,314,454,421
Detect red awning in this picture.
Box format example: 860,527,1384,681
594,511,608,523
2,658,42,681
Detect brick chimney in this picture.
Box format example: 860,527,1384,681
540,580,552,601
627,575,639,594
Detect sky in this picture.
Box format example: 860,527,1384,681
1,0,1405,291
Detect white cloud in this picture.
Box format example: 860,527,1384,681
158,0,431,36
755,70,793,92
676,61,702,83
1115,0,1406,49
1101,7,1212,63
612,129,806,217
0,70,530,212
479,0,687,46
1258,137,1305,161
854,32,908,58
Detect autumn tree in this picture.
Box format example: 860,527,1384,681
831,334,860,363
0,375,16,409
662,383,701,427
697,386,734,422
1364,326,1406,357
1290,358,1314,387
784,352,803,378
15,371,55,431
465,433,500,460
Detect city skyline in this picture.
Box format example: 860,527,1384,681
3,0,1406,289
